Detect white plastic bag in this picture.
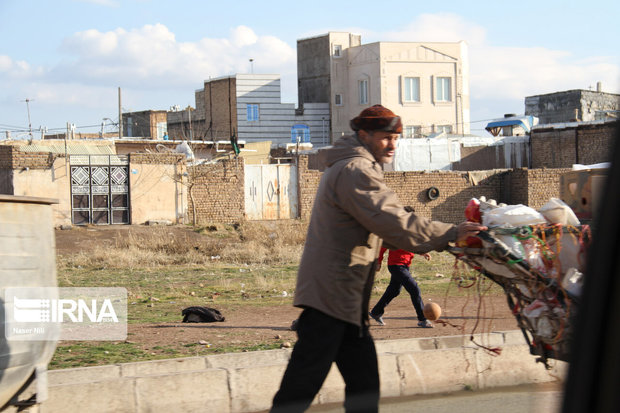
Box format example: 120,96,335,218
538,198,580,226
482,204,547,227
562,267,584,297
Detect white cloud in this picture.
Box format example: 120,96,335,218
0,24,297,128
230,26,258,48
55,23,295,89
381,13,487,46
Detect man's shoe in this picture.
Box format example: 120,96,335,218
418,320,433,328
369,312,385,326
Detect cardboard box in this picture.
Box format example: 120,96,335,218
560,168,608,222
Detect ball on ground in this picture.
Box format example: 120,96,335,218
423,302,441,320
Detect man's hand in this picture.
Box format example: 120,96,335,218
421,253,431,261
455,221,488,243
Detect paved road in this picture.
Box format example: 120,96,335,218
308,383,563,413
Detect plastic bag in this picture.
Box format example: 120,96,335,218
482,204,547,227
538,198,580,226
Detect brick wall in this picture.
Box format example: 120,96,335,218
0,169,12,194
577,122,617,165
531,129,577,168
295,155,572,225
0,147,57,169
297,156,322,220
203,77,237,140
524,168,571,209
383,170,504,223
188,159,244,224
531,120,618,168
129,153,185,165
505,168,529,205
0,145,12,168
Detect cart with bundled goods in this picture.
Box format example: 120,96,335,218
448,197,590,367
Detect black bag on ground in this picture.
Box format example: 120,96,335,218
181,306,225,323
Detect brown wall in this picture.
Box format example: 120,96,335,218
531,120,618,168
187,159,244,224
0,169,13,194
203,77,238,140
523,168,572,209
297,156,322,220
295,155,570,224
0,146,55,170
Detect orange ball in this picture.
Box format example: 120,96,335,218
423,302,442,321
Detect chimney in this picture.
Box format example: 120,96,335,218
597,81,602,92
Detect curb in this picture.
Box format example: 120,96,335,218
36,330,566,413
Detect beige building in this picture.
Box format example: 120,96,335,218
297,32,470,142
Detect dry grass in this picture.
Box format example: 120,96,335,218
58,221,308,269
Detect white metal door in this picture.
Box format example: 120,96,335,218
244,164,298,220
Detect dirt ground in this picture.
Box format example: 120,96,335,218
55,226,520,355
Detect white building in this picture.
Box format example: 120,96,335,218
297,32,471,143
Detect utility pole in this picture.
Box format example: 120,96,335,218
22,98,33,139
188,107,193,140
118,87,123,139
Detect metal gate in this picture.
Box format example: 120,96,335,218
244,164,298,220
70,155,130,225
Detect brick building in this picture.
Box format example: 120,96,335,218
530,119,618,168
122,110,168,140
192,74,330,147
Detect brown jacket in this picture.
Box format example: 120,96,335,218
293,134,457,326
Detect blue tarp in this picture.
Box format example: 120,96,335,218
485,116,535,133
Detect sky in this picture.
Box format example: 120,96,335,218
1,0,619,138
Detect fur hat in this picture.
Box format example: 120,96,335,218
350,105,402,133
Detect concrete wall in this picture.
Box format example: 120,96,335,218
167,109,206,141
0,147,71,225
11,157,72,226
128,153,187,225
525,89,620,123
33,332,566,413
297,34,332,105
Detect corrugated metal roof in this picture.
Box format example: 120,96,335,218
12,143,116,155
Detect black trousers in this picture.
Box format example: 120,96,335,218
270,308,380,413
371,264,426,321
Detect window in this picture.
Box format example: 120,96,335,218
156,122,167,140
435,77,452,102
404,125,422,138
403,77,420,102
436,124,452,134
358,80,368,105
334,94,342,106
246,104,259,121
291,124,311,143
333,44,342,57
